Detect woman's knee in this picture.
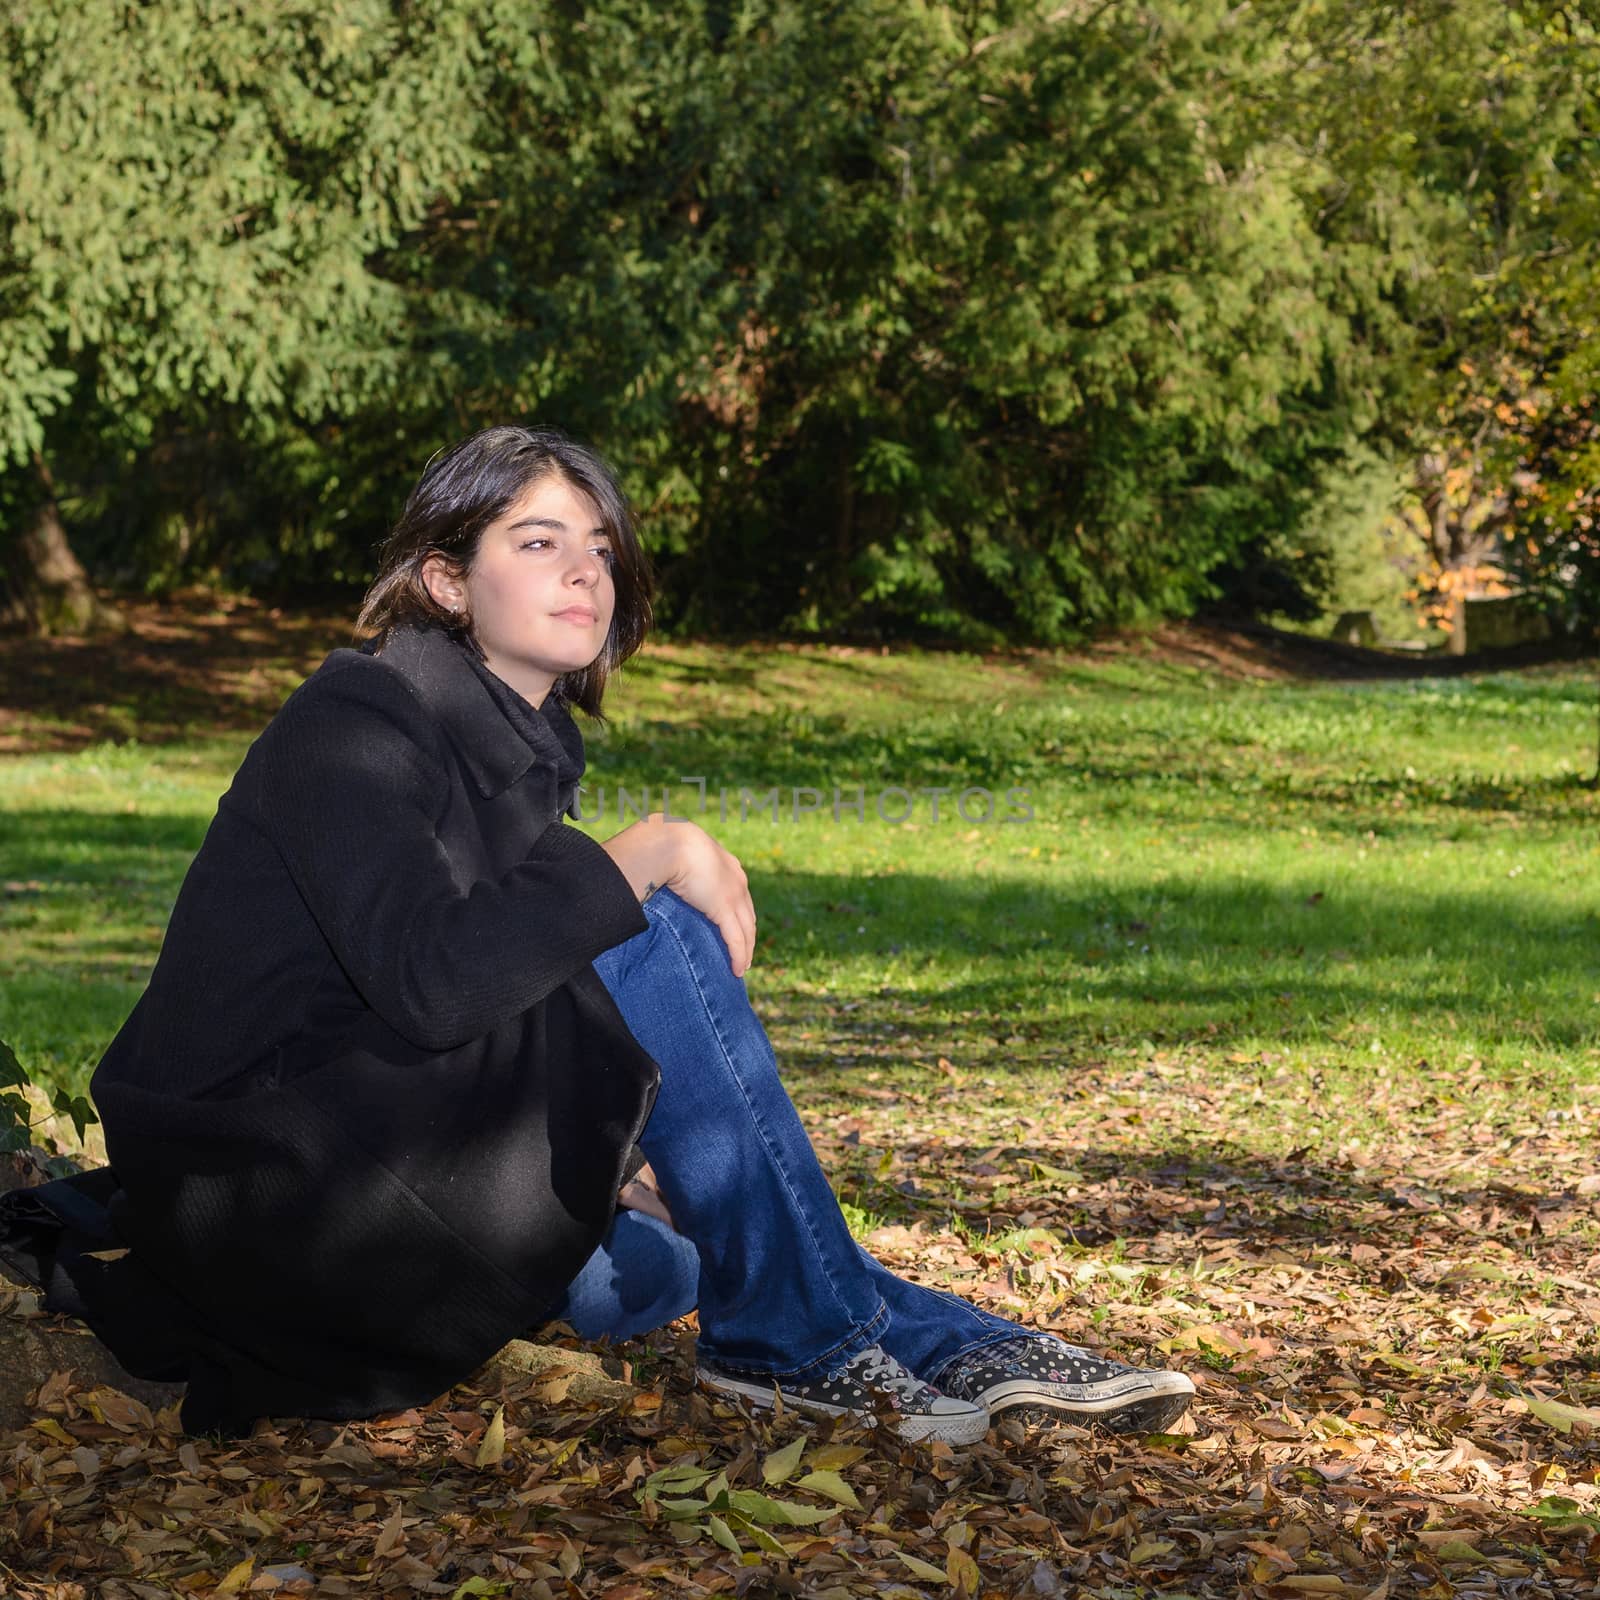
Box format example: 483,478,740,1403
644,889,742,988
601,886,786,1105
593,889,721,997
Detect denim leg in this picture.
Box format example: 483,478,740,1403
590,889,886,1381
548,1209,700,1343
588,888,1031,1384
856,1246,1024,1383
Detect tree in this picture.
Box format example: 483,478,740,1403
1248,0,1600,633
0,0,486,627
3,1,1592,643
422,0,1412,639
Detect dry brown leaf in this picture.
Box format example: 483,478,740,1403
946,1544,981,1593
474,1405,506,1468
213,1557,254,1595
372,1501,405,1558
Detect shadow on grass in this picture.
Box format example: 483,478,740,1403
3,813,1595,1062
0,809,209,865
0,598,347,752
744,865,1599,1055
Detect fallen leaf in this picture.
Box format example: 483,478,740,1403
1522,1394,1600,1435
373,1502,405,1558
705,1514,742,1555
761,1435,806,1485
897,1549,951,1583
474,1406,506,1468
214,1558,255,1596
449,1580,505,1600
725,1488,835,1527
795,1469,861,1509
1127,1537,1177,1565
557,1537,582,1579
87,1390,154,1431
946,1545,981,1593
1250,1415,1303,1441
1522,1495,1600,1531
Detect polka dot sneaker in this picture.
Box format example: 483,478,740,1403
935,1334,1195,1434
697,1343,990,1445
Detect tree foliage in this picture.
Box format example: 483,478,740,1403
1258,0,1600,637
0,0,1593,640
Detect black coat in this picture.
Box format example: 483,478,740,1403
13,624,657,1434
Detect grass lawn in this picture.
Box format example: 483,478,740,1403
5,618,1598,1125
3,606,1599,1596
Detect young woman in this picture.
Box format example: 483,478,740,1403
0,426,1194,1443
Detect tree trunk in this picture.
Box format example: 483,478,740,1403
0,458,124,635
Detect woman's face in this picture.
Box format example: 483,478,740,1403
424,473,616,706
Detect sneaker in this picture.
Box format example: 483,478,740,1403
937,1334,1195,1434
697,1343,990,1445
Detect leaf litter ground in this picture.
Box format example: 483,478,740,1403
5,1049,1598,1600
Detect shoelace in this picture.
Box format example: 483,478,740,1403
849,1348,931,1400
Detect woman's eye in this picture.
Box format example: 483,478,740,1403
519,538,551,551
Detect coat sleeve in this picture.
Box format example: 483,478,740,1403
248,660,648,1053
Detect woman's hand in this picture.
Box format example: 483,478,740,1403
600,815,756,976
617,1158,675,1228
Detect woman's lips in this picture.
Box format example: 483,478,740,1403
552,608,598,624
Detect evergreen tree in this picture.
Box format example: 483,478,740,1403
0,0,484,626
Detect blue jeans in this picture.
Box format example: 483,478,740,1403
549,888,1021,1386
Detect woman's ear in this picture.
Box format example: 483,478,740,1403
420,554,466,615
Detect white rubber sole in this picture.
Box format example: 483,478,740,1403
977,1370,1196,1434
697,1368,991,1446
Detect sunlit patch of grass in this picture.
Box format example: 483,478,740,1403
2,639,1597,1137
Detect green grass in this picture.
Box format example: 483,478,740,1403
3,639,1598,1161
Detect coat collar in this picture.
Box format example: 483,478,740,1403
372,624,586,803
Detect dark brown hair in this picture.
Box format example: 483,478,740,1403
356,425,652,717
